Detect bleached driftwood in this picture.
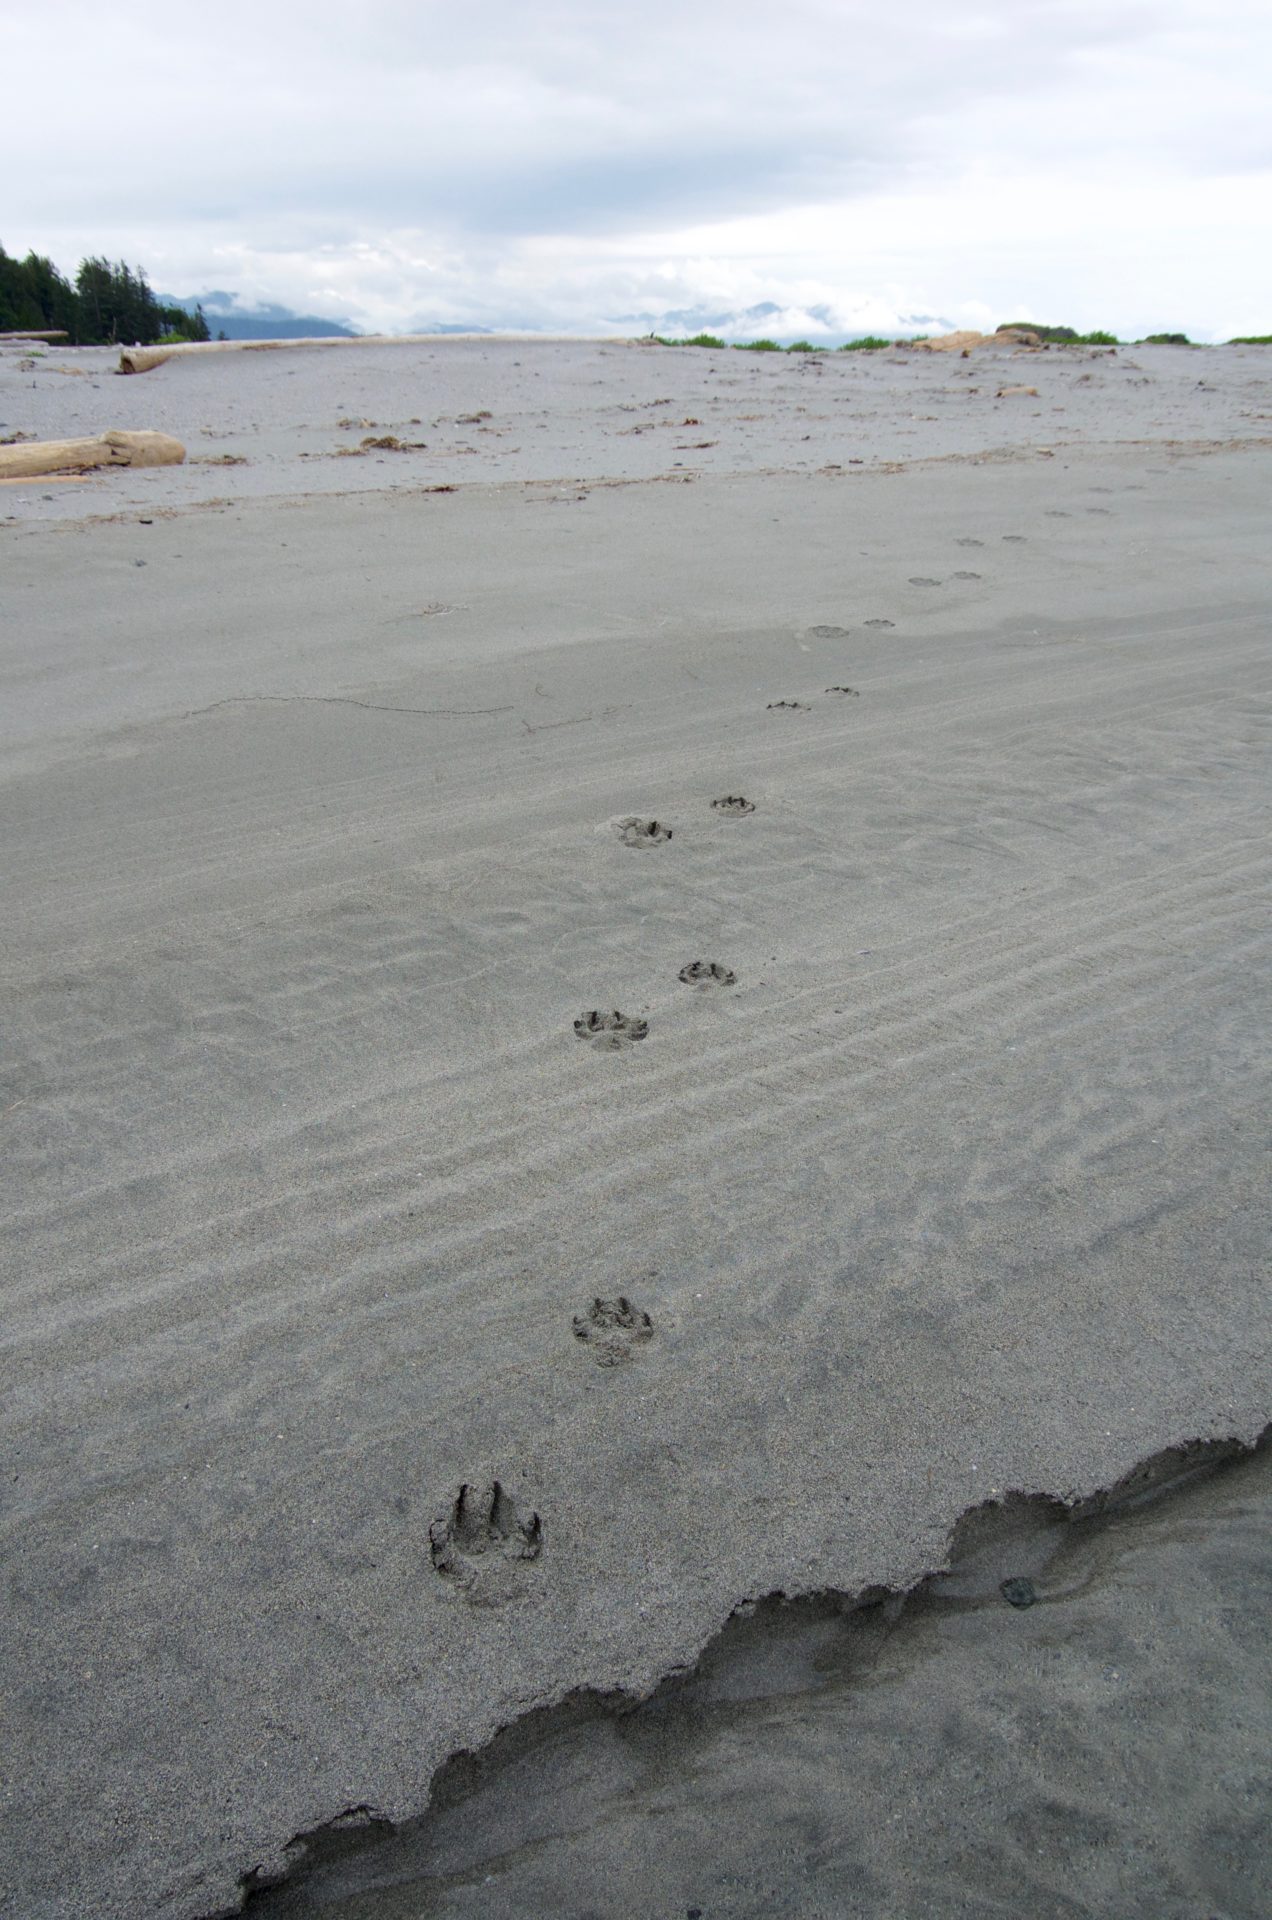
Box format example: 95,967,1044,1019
120,336,457,374
118,331,631,373
906,328,1041,353
0,330,69,342
0,430,186,478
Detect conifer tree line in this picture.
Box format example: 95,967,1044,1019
0,245,210,344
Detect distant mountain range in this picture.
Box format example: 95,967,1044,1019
157,290,948,345
159,293,504,340
613,299,951,344
158,291,359,340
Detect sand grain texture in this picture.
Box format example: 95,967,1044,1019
1,337,1270,1919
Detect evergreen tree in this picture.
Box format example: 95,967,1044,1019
74,256,166,344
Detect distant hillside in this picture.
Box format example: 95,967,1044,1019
160,291,358,340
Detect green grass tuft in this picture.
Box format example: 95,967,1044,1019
1140,332,1191,345
996,322,1120,345
1228,334,1272,344
785,340,825,353
837,336,891,351
734,338,783,351
652,332,728,349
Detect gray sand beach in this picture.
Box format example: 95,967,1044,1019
2,336,1270,1918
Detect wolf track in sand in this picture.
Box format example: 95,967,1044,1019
429,1483,543,1606
616,816,672,847
572,1296,655,1367
574,1010,649,1049
678,961,737,987
711,794,755,814
807,624,850,639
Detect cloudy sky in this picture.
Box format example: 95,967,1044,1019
2,1,1268,340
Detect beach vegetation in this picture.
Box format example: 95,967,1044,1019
996,322,1121,345
734,338,783,351
837,336,891,351
1227,333,1272,344
785,340,825,353
1140,332,1191,345
652,332,728,348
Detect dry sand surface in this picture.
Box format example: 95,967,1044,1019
1,336,1270,1919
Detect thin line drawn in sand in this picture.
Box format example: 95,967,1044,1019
572,1297,655,1368
574,1010,649,1049
522,710,609,737
616,816,673,847
186,694,513,720
678,961,737,987
711,795,755,814
429,1483,542,1607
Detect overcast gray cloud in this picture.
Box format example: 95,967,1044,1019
2,0,1269,338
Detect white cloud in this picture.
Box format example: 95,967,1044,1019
2,0,1268,337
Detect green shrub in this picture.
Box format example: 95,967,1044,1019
734,338,783,351
996,322,1120,346
653,332,728,348
785,340,824,353
997,321,1077,342
1228,333,1272,344
1141,332,1191,345
837,336,890,351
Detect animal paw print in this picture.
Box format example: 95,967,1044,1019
767,699,810,710
573,1296,654,1367
574,1010,649,1048
863,618,894,629
712,795,755,814
429,1482,542,1606
824,684,859,695
617,816,672,847
678,961,736,986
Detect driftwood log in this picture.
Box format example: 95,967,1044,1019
0,430,186,478
0,329,69,343
118,331,619,373
118,336,441,374
906,328,1041,353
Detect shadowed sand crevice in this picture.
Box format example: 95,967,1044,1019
218,1425,1271,1917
